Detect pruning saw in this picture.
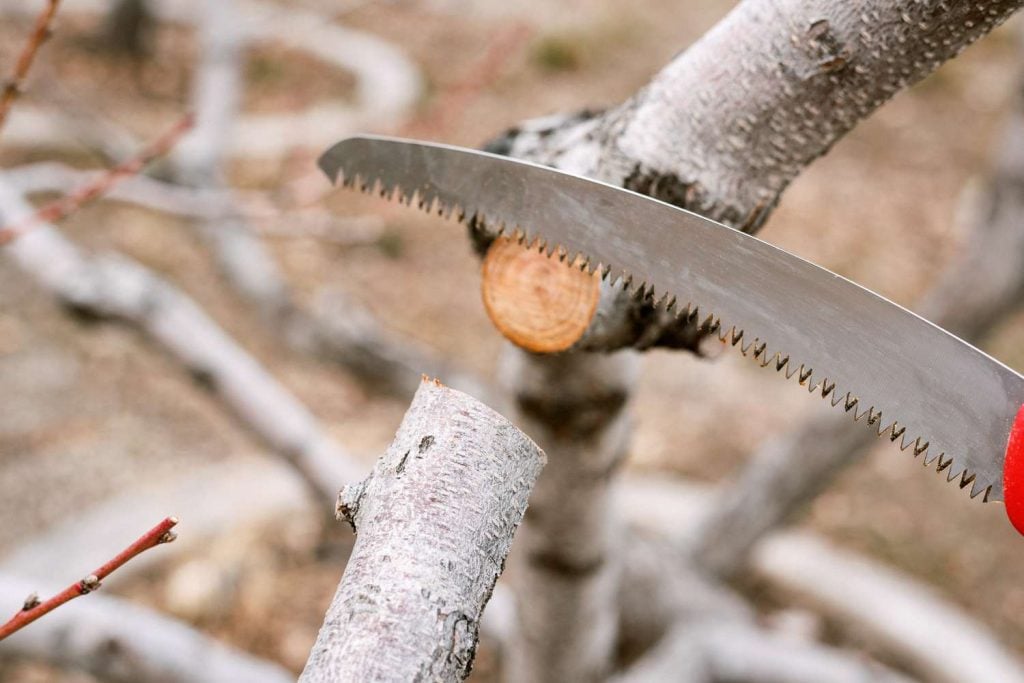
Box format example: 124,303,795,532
319,135,1024,535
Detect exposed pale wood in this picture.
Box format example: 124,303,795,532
0,573,292,683
482,236,600,353
300,379,545,682
484,0,1024,354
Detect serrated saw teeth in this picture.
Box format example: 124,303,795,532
326,159,998,509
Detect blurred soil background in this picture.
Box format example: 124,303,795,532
1,0,1023,679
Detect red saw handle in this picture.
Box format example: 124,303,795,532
1004,404,1024,535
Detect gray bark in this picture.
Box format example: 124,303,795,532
688,52,1024,578
300,379,545,682
486,2,1022,677
500,348,636,683
485,0,1023,353
0,573,292,683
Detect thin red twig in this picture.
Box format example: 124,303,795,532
0,0,62,134
0,516,178,641
0,112,196,246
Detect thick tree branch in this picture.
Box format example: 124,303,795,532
483,0,1023,354
301,378,545,681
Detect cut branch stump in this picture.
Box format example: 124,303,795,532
300,378,546,682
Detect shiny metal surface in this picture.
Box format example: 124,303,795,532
320,135,1024,502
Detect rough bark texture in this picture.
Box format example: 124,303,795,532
0,573,292,683
300,379,545,682
484,0,1024,353
481,3,1023,678
687,57,1024,578
500,348,636,683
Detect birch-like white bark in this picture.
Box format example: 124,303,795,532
487,0,1024,353
0,180,362,500
300,379,545,682
0,573,292,683
488,7,1022,676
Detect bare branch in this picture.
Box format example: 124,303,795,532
0,113,194,246
0,573,292,683
484,0,1024,354
754,533,1024,683
615,621,916,683
0,0,60,135
500,348,636,682
301,378,545,681
616,477,1024,683
0,179,364,500
0,517,177,640
0,459,310,584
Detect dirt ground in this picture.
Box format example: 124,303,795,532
1,0,1023,680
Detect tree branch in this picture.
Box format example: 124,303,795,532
0,179,363,501
0,517,177,640
300,378,545,681
500,348,636,682
616,620,916,683
482,0,1024,354
0,113,194,246
617,477,1024,683
0,573,292,683
0,0,60,134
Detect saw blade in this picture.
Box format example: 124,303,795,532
319,134,1024,505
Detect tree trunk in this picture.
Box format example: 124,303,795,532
300,378,545,682
500,348,636,682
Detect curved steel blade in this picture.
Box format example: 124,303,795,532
319,135,1024,502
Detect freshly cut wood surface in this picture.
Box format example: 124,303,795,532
481,236,600,353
